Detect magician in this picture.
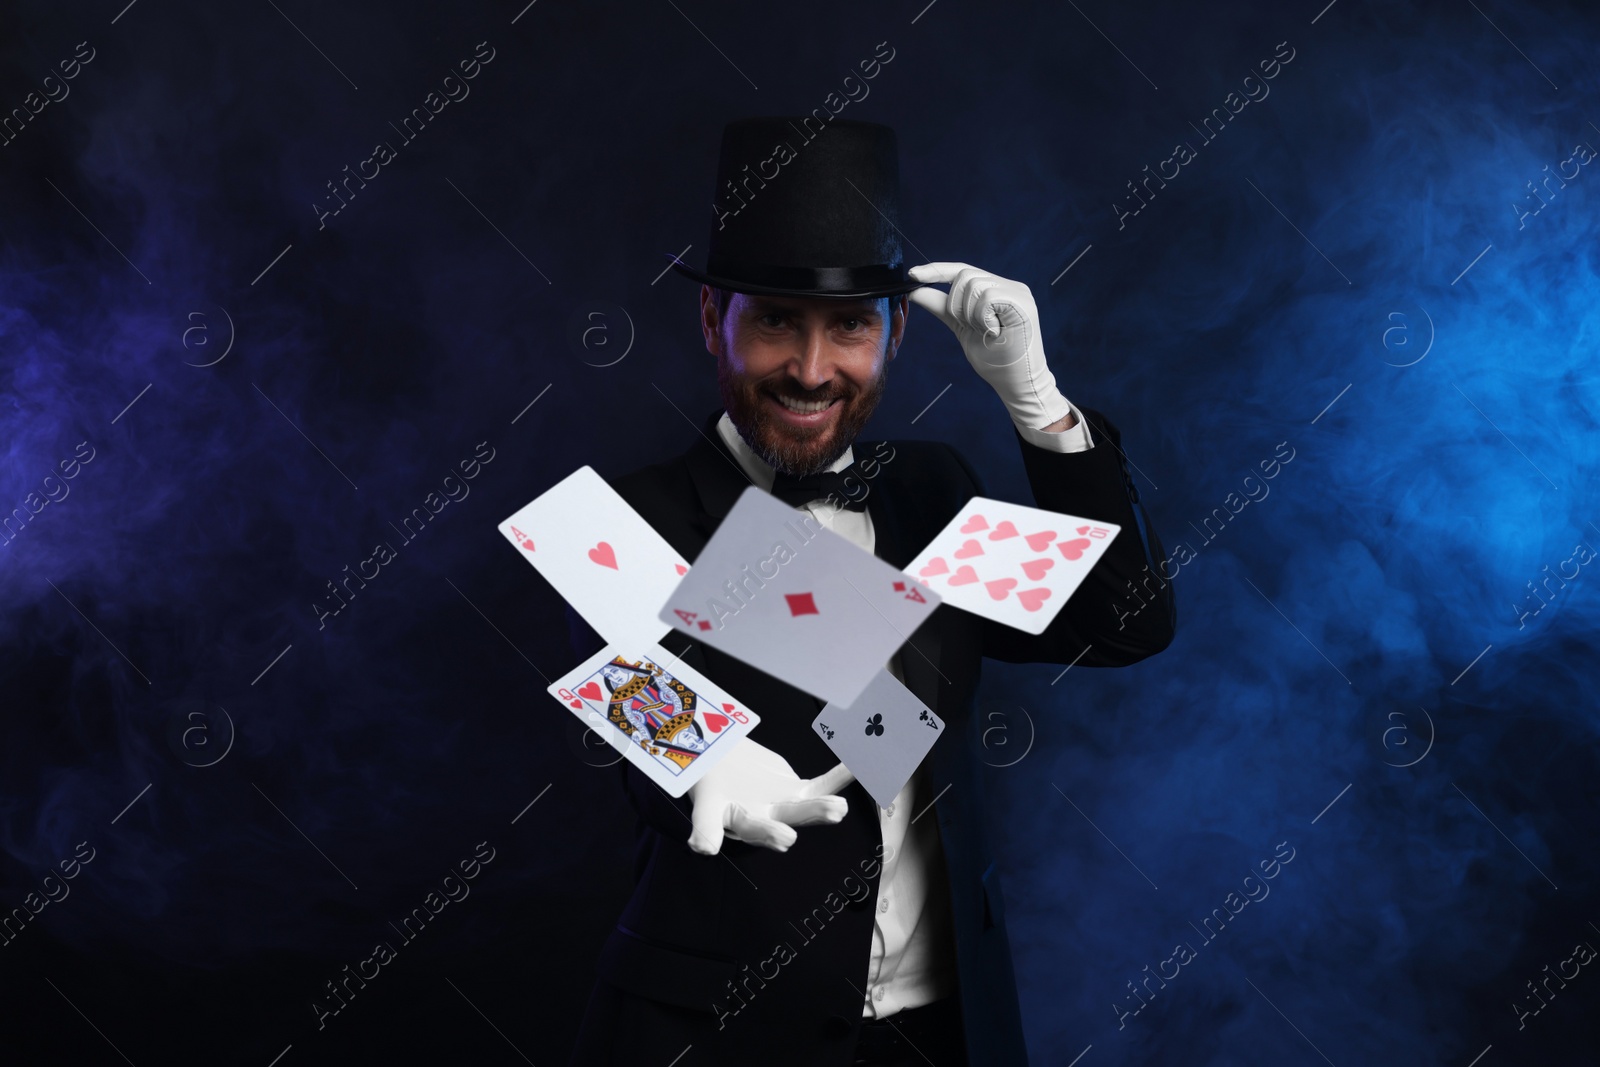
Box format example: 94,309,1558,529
565,116,1176,1067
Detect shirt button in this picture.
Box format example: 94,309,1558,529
879,898,889,913
874,987,885,1001
885,803,895,817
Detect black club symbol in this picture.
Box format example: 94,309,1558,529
864,714,885,737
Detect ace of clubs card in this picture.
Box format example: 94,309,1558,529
811,668,943,810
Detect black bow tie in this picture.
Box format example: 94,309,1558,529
769,463,869,511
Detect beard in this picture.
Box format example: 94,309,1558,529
717,352,889,478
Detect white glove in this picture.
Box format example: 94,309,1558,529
686,737,855,856
907,262,1075,433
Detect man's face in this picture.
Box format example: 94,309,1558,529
702,287,908,477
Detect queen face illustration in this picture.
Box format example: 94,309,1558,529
598,658,711,774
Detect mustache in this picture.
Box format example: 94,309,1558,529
765,382,851,403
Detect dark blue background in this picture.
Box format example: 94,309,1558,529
2,0,1597,1063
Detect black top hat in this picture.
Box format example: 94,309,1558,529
668,116,920,299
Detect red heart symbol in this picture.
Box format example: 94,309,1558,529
1024,529,1056,552
1017,586,1052,612
703,712,730,733
588,542,618,569
521,539,536,552
577,681,603,701
1021,557,1054,581
954,539,984,559
988,520,1020,541
567,697,582,709
949,565,979,586
675,563,687,575
960,514,989,533
919,557,950,577
1076,525,1091,535
1057,538,1092,561
985,578,1017,600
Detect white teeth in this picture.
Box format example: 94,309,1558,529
776,395,834,414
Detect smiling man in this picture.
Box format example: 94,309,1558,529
565,117,1175,1067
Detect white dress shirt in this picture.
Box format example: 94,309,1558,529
712,401,1092,1019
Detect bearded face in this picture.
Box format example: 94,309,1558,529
706,290,905,477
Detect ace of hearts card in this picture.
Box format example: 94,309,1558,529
549,640,760,798
904,497,1120,634
498,465,691,649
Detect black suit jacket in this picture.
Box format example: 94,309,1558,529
566,407,1175,1067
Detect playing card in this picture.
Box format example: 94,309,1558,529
499,466,691,648
904,497,1120,634
658,486,941,707
812,668,943,810
549,639,760,798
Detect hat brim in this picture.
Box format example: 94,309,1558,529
666,258,924,300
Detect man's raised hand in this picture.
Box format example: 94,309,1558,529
907,261,1076,433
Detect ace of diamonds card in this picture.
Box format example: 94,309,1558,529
659,486,941,708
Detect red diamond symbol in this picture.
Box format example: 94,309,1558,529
697,620,712,630
785,592,819,616
893,581,905,592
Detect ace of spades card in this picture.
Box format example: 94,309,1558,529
550,640,760,798
811,667,944,810
498,465,691,649
904,497,1120,635
659,486,941,708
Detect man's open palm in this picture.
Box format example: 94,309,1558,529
687,737,855,856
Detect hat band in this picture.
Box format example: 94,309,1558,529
702,256,907,293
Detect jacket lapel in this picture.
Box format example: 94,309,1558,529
682,409,758,536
